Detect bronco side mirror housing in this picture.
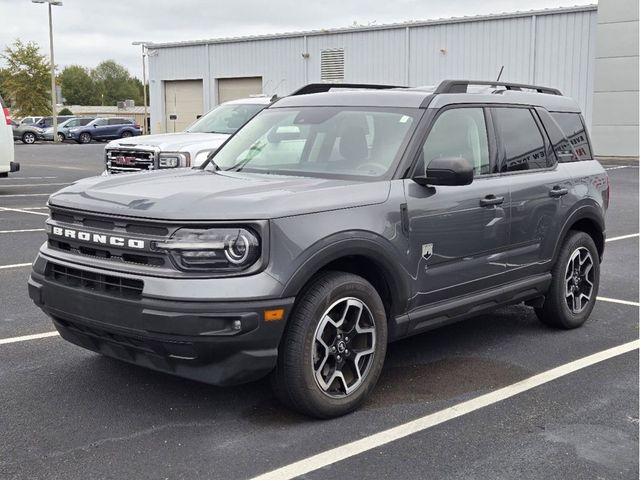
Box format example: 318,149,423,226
414,156,474,186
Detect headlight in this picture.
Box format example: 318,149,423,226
154,227,260,272
158,152,190,168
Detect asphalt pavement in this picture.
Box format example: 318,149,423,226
0,142,638,480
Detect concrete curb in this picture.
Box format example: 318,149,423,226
596,156,639,167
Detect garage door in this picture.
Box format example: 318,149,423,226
164,80,203,133
217,77,263,104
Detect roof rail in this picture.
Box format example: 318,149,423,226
290,83,405,96
434,80,562,96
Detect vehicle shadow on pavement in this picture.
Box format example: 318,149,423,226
62,304,551,427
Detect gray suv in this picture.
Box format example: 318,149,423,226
28,80,609,418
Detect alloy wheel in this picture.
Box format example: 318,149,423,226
312,297,376,398
564,246,594,314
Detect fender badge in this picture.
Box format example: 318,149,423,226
422,243,433,261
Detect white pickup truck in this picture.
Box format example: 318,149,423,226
104,96,272,173
0,93,19,178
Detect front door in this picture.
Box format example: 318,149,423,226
404,107,510,312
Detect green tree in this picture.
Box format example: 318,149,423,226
91,60,142,106
59,65,99,105
58,107,73,115
0,39,51,116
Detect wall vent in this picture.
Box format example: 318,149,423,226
320,48,345,82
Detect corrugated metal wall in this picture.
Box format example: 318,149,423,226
148,6,597,134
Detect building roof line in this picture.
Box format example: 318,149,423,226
146,4,597,50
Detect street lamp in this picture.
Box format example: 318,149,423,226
132,41,150,135
32,0,63,143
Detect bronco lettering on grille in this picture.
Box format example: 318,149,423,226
51,226,145,249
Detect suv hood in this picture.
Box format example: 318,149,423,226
106,132,230,152
49,169,391,220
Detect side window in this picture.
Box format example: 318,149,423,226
492,108,552,172
108,118,124,125
551,112,593,160
93,119,107,126
421,108,491,176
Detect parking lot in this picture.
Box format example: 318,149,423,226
0,143,638,479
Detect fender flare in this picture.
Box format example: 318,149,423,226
281,231,411,315
552,201,605,263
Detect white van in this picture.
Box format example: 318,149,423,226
0,93,19,177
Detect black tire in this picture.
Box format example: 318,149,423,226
120,130,132,138
78,132,92,144
56,132,65,142
272,271,387,418
22,132,36,144
535,231,600,329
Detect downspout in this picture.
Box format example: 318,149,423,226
529,15,537,83
405,27,410,86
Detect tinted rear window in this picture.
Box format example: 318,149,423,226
550,112,592,160
493,107,553,172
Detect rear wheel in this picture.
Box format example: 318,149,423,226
120,130,132,138
535,231,599,329
272,271,387,418
22,132,36,144
78,132,92,144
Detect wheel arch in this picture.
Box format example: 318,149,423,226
281,234,411,323
554,203,605,263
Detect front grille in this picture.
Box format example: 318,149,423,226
46,262,144,298
47,206,171,268
106,148,156,173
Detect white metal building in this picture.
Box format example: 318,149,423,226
146,4,636,156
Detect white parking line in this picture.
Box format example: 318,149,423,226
0,193,50,198
0,207,48,216
0,228,45,234
606,233,639,242
597,296,640,307
0,331,59,345
0,183,70,188
251,340,640,480
0,263,31,270
604,166,631,171
7,176,57,180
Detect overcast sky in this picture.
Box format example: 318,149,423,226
1,0,594,79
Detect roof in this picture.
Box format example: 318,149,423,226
272,86,582,113
147,4,596,49
66,105,147,115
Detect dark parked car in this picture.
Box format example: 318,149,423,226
43,117,96,142
29,80,608,418
68,117,142,144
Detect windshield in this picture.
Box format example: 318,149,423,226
204,107,419,179
186,103,266,134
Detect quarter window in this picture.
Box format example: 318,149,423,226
551,112,592,160
493,108,552,172
421,108,491,176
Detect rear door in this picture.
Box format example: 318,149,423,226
490,106,573,279
404,106,510,310
91,118,109,137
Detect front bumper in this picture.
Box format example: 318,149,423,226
28,255,294,386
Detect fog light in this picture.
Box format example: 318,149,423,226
233,320,242,331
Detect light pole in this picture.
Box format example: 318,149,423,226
32,0,63,143
132,41,150,135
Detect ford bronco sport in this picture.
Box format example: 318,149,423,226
28,80,608,418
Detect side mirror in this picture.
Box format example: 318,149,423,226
414,156,473,187
93,124,98,128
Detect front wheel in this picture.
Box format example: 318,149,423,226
535,231,600,329
22,132,36,144
56,132,65,142
78,132,92,144
272,271,387,418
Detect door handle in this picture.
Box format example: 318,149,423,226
549,186,569,198
480,194,505,207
